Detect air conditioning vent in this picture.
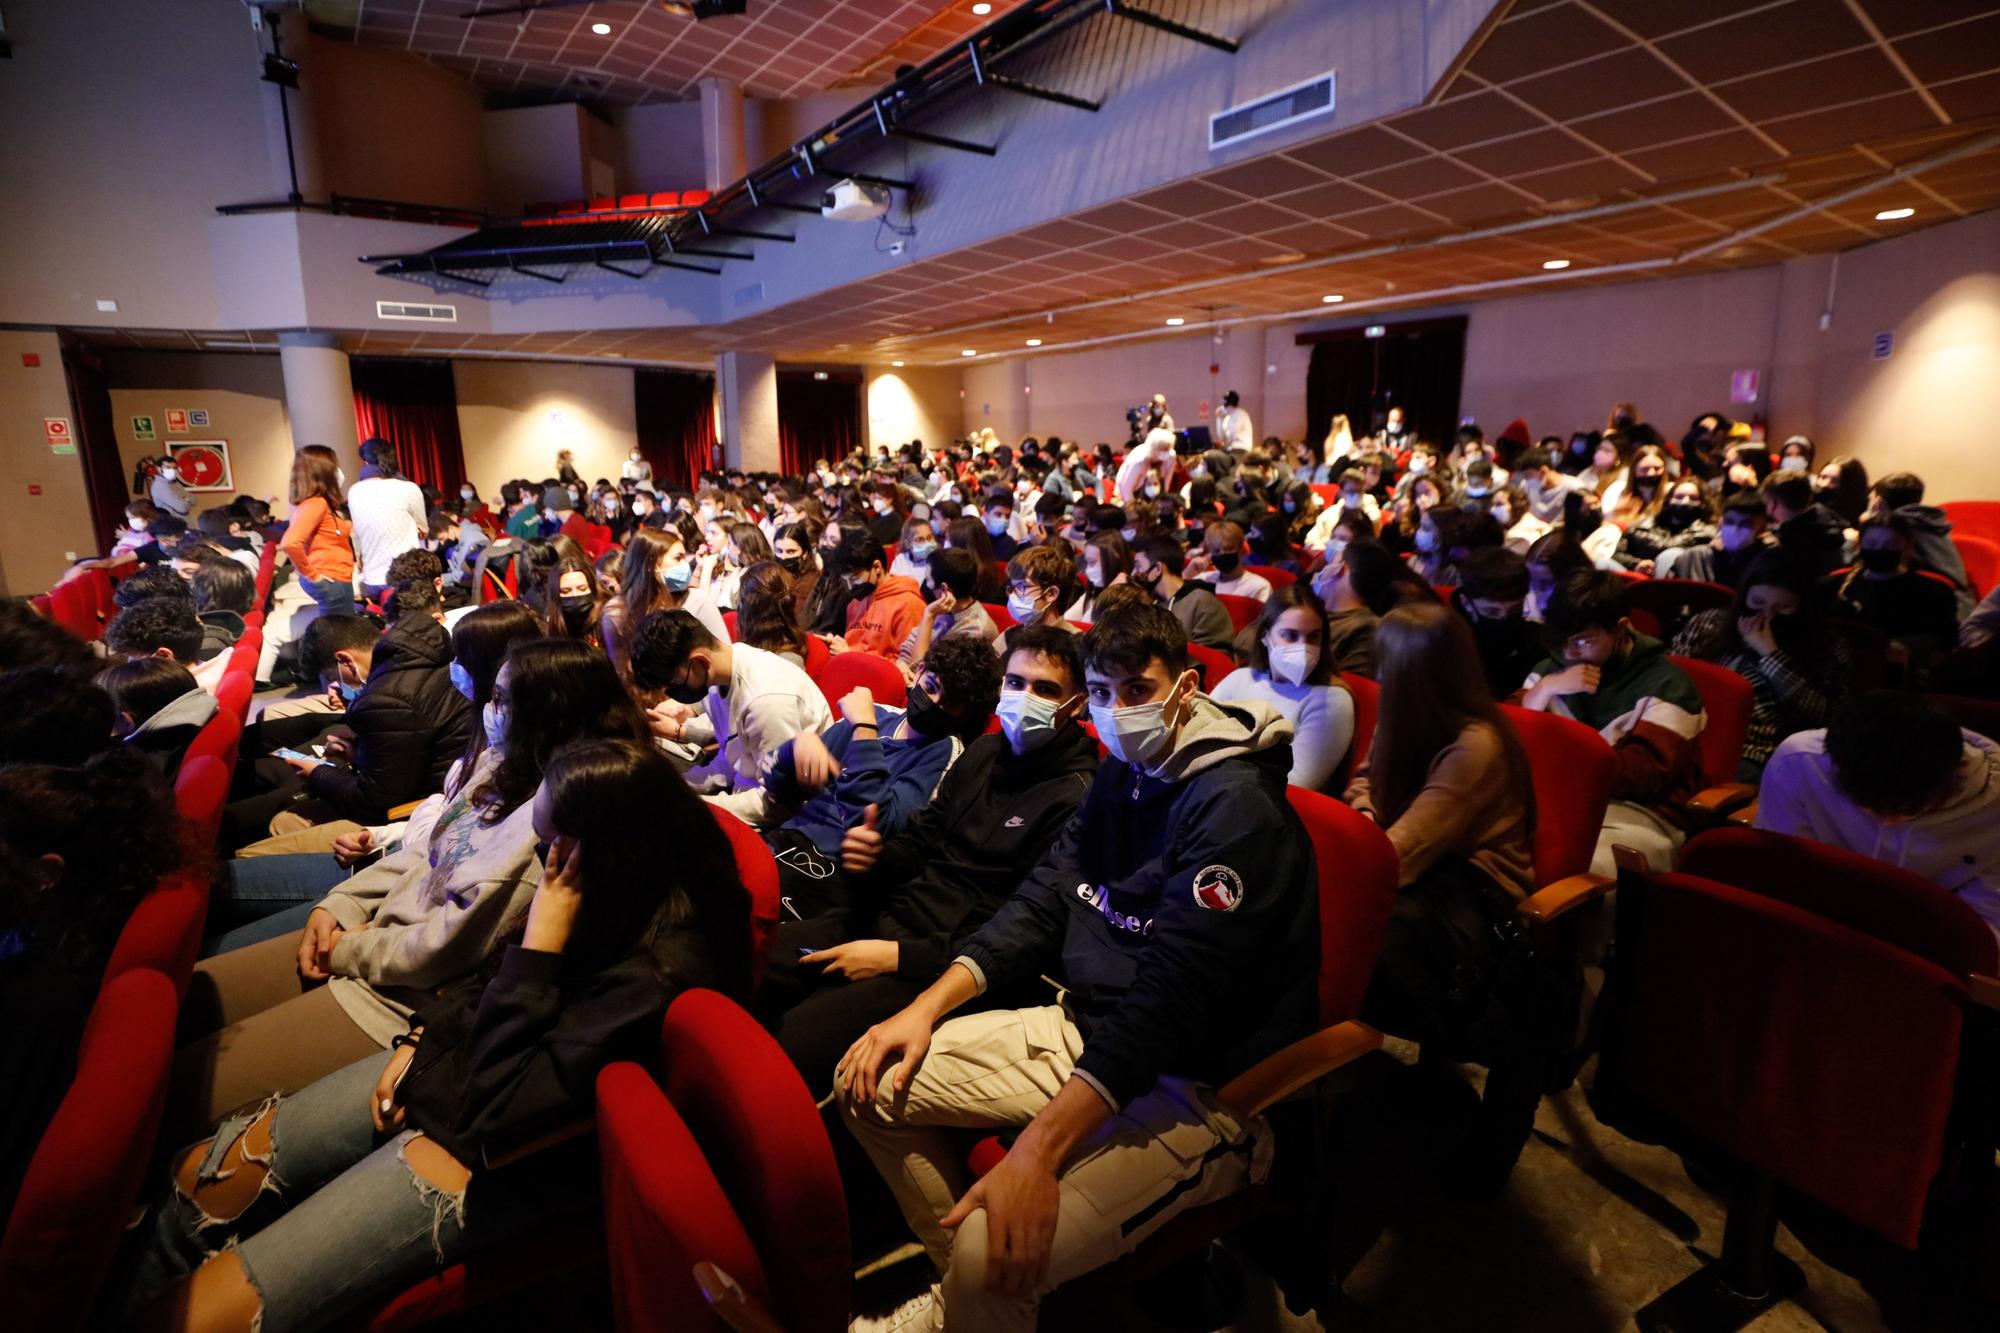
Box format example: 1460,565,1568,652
375,300,458,323
1209,71,1335,151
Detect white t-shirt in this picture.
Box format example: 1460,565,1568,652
699,644,837,826
1215,406,1256,453
346,476,428,587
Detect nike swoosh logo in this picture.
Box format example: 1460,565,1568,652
1005,816,1024,827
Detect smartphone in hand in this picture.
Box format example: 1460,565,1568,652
271,746,327,767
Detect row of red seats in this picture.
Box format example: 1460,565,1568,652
0,541,276,1330
520,191,714,228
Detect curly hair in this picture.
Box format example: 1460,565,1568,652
915,632,1003,738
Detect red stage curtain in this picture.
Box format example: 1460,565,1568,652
634,368,718,490
777,371,862,477
350,357,467,493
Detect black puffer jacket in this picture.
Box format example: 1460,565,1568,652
306,614,473,822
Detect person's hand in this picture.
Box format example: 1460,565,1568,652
839,687,877,729
1531,663,1601,707
939,1149,1062,1298
371,1041,417,1133
840,803,882,874
924,590,957,620
1183,551,1213,577
646,701,685,742
281,753,326,776
325,683,347,712
297,907,345,981
792,730,842,793
1738,612,1779,657
322,734,354,765
524,835,584,954
1635,559,1656,577
836,1004,935,1106
802,938,898,981
825,635,850,656
332,828,374,868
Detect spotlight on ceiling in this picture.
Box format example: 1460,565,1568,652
1164,317,1185,326
591,22,612,35
891,360,905,367
961,349,977,357
972,2,993,13
813,370,828,381
1321,294,1343,304
1541,259,1571,270
1875,207,1915,221
1025,338,1042,347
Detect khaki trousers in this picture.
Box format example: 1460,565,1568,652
840,1004,1269,1333
237,818,363,858
168,929,384,1143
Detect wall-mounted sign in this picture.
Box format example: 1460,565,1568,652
188,408,210,428
169,441,232,491
1730,369,1760,404
165,408,188,433
132,414,157,441
1872,330,1894,360
44,417,75,455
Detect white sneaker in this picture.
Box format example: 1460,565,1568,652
848,1284,944,1333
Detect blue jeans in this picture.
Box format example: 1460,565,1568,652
303,576,356,618
118,1053,565,1331
202,854,351,956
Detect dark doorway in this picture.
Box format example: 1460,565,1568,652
60,335,132,554
1301,315,1467,452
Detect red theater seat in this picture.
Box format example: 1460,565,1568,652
812,649,907,713
1954,533,1997,598
1334,671,1378,792
104,874,207,995
588,195,615,212
215,672,254,721
708,806,779,986
680,189,710,207
1216,593,1263,633
618,193,647,210
1187,641,1234,690
182,713,242,780
174,754,233,840
647,191,680,208
0,968,179,1332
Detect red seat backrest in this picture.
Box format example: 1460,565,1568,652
679,189,711,207
1615,869,1964,1247
1216,593,1263,633
1335,672,1379,793
1309,484,1340,507
104,874,207,995
647,191,680,208
174,753,232,839
0,968,178,1327
802,632,832,678
707,807,778,985
1679,826,1998,981
1287,787,1397,1026
722,610,739,642
659,990,851,1333
182,713,242,780
1952,533,1997,598
215,672,254,722
812,650,907,712
1498,704,1612,885
1260,566,1297,590
982,600,1016,631
1940,500,2000,548
1669,655,1751,788
1186,642,1234,690
596,1061,765,1333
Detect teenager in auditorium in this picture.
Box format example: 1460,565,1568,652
1212,584,1355,791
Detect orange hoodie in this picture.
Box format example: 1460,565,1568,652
844,573,926,658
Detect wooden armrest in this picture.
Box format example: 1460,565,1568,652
1686,783,1757,816
1516,873,1615,927
1969,973,2000,1012
1726,801,1759,827
695,1262,785,1333
480,1116,592,1170
385,799,423,820
1215,1020,1381,1118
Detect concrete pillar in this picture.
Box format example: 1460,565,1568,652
261,11,324,202
279,332,359,476
717,351,779,472
699,78,747,193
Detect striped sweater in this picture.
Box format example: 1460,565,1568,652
1523,633,1707,823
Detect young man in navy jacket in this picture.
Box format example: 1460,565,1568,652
839,601,1317,1332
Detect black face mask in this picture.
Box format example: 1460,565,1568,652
1211,551,1241,575
1858,548,1902,574
901,687,954,739
1660,504,1702,532
559,594,594,637
777,555,805,575
666,659,710,706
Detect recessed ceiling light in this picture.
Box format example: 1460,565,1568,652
1025,338,1042,347
1164,317,1185,326
590,22,612,35
891,360,905,367
961,349,977,357
972,2,993,13
813,371,828,381
1875,207,1915,221
1542,259,1571,270
1321,294,1343,304
1257,250,1307,266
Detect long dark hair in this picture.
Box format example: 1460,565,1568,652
472,639,649,823
733,559,807,658
1342,540,1435,615
1720,553,1830,658
615,526,686,629
1817,455,1870,525
945,516,1005,602
539,738,751,999
450,601,545,785
1368,602,1533,830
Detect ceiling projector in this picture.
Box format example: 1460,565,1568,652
822,179,891,222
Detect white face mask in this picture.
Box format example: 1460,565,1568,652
482,700,507,749
1780,455,1808,472
1090,673,1192,769
996,689,1069,754
1085,564,1105,589
1268,641,1318,685
1007,589,1043,623
160,467,178,482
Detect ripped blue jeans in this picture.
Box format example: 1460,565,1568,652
118,1051,558,1332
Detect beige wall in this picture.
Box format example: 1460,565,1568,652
104,352,294,524
866,364,960,453
305,35,487,211
0,332,98,597
612,102,709,196
453,359,638,494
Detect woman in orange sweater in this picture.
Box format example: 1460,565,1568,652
279,446,357,618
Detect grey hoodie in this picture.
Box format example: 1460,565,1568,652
1149,693,1294,782
123,687,219,780
1893,504,1976,620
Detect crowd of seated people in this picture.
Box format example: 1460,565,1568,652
3,405,1997,1332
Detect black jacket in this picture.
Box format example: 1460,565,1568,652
306,614,473,822
857,727,1098,984
1453,595,1545,699
958,712,1318,1109
401,944,687,1165
1777,504,1848,578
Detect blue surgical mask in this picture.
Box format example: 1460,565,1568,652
985,516,1009,537
1414,529,1437,553
449,660,475,701
661,561,693,593
1780,455,1808,472
482,700,507,749
909,540,937,562
338,680,362,703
